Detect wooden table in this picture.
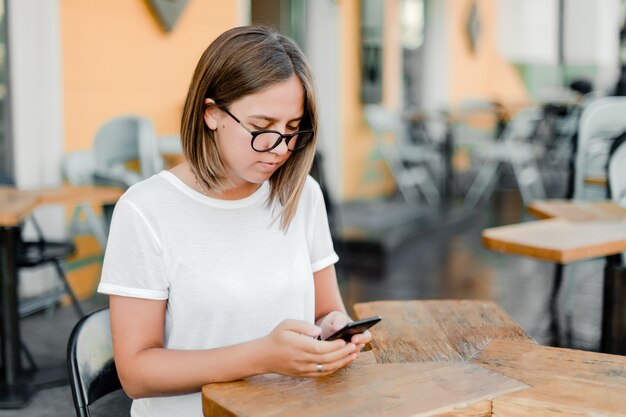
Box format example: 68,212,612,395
202,300,626,416
482,200,626,352
0,185,123,408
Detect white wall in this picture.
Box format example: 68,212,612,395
497,0,620,90
8,0,64,295
306,0,341,201
421,0,449,110
9,0,63,189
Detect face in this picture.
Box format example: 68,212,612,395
204,74,306,194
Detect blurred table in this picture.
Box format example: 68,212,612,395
0,185,123,408
482,200,626,353
202,299,626,416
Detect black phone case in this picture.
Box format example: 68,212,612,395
324,316,382,342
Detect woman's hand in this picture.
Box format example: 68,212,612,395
317,311,372,354
259,319,358,377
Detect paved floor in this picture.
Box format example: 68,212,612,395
4,184,608,416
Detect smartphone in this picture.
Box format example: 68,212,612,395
324,315,382,342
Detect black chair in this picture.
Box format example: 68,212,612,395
67,307,124,417
16,215,83,318
0,174,84,318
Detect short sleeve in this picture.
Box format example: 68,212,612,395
97,199,169,300
306,180,339,272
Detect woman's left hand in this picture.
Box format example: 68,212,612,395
317,311,372,354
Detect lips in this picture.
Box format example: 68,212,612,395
258,161,280,171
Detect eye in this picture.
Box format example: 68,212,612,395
287,125,299,132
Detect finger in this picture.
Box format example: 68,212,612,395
330,316,350,331
299,338,347,355
350,330,372,345
281,319,322,338
301,353,357,377
301,343,356,364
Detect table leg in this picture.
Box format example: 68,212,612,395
601,255,626,354
549,264,564,347
0,226,34,407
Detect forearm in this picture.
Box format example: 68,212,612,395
119,337,268,399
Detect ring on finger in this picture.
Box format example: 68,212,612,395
316,363,324,373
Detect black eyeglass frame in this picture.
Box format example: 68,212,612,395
220,107,314,153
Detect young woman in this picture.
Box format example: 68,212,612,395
98,26,371,417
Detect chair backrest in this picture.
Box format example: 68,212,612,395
608,140,626,265
575,97,626,201
93,115,163,187
63,150,97,186
67,307,122,417
609,140,626,207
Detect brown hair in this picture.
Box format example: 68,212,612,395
181,26,317,230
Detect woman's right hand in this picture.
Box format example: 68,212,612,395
259,319,358,377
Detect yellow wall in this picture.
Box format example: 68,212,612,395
60,0,238,152
448,0,529,110
340,0,395,201
60,0,238,299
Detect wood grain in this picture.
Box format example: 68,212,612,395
38,185,123,206
202,362,527,417
0,185,123,227
472,339,626,416
528,200,626,222
0,187,42,226
482,218,626,263
352,300,534,363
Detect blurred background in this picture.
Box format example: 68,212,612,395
1,0,626,415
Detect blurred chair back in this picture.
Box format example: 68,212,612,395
608,140,626,265
93,115,163,188
609,140,626,207
62,150,109,249
575,97,626,201
364,104,441,206
463,106,544,208
67,307,123,417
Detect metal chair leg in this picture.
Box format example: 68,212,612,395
51,259,84,318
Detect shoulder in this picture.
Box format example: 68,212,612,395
117,172,172,209
301,175,323,201
295,175,326,213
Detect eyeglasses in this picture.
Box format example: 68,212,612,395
220,107,314,152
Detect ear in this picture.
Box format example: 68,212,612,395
203,98,220,130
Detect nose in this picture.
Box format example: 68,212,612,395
269,137,289,156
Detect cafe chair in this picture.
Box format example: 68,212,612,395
608,140,626,265
93,115,164,189
574,96,626,201
364,104,441,206
0,173,84,318
62,150,110,249
463,106,545,209
17,215,84,319
67,307,127,417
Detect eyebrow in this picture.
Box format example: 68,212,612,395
247,114,303,123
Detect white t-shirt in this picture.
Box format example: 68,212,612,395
98,171,339,417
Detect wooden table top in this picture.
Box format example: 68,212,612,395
482,218,626,263
528,200,626,221
352,299,534,363
0,187,41,226
202,300,626,416
472,339,626,416
483,200,626,264
0,185,123,227
202,352,527,417
201,300,626,416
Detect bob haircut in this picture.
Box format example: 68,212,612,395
181,26,318,230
